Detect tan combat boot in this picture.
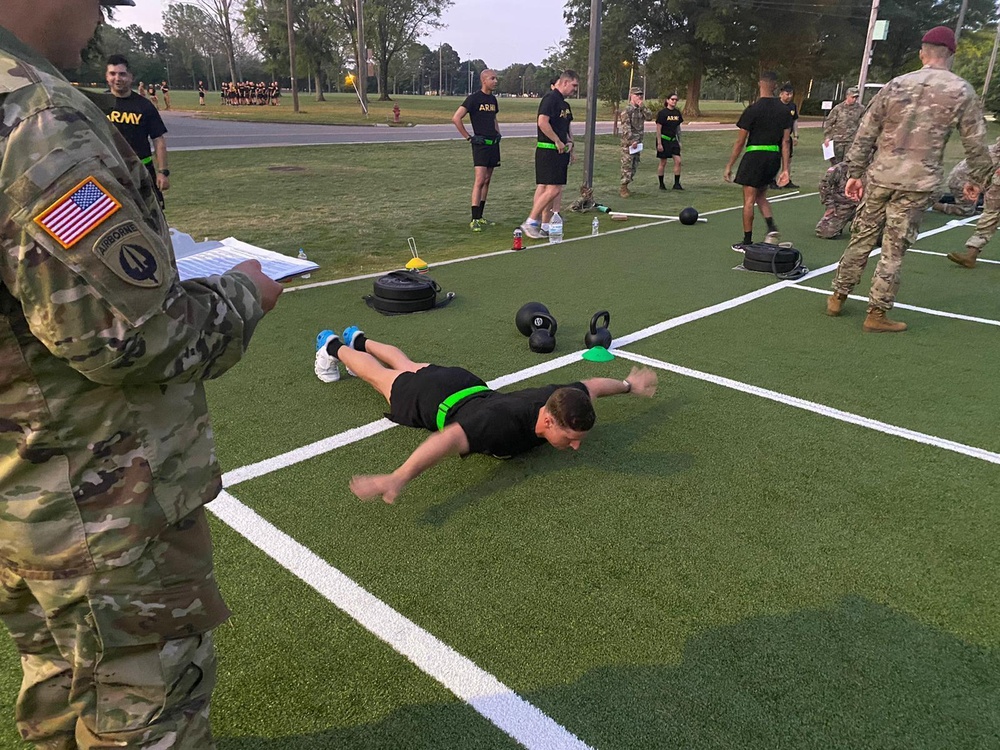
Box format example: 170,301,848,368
863,308,907,332
946,249,978,268
619,185,630,198
826,293,848,317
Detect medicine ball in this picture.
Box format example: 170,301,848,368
516,302,550,337
679,207,699,225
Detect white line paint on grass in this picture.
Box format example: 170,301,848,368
208,491,594,750
612,350,1000,466
791,284,1000,327
908,247,1000,265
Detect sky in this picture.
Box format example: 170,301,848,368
110,0,571,69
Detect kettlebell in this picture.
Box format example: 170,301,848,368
516,301,550,337
528,312,558,353
584,310,612,349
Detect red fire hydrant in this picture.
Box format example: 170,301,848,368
393,103,401,123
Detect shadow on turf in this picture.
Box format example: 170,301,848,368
420,398,694,527
216,595,1000,749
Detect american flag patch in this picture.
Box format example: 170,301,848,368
34,177,121,249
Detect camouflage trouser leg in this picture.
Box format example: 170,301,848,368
932,199,976,216
833,186,933,310
0,508,225,749
833,142,847,164
965,183,1000,252
620,151,639,185
815,204,857,238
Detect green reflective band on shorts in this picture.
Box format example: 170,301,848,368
436,385,490,431
537,142,558,149
141,156,154,164
745,145,780,152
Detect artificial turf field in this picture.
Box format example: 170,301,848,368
3,165,1000,747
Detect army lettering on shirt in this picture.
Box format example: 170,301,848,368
106,92,167,161
537,89,573,144
460,90,499,138
655,107,684,139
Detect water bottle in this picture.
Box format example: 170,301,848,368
512,227,523,251
549,211,563,244
297,248,311,279
591,217,600,236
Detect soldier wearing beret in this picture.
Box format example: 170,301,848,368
0,1,283,745
827,26,992,332
823,87,863,165
618,87,653,198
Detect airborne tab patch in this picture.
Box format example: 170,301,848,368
92,220,164,288
34,177,121,249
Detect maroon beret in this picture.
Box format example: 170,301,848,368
922,26,956,53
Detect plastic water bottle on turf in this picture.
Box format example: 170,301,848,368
549,211,563,244
591,217,599,236
297,248,311,279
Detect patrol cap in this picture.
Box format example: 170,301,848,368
629,87,643,96
101,0,137,6
846,86,859,96
922,25,956,53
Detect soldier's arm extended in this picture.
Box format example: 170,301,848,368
451,104,471,139
0,103,274,387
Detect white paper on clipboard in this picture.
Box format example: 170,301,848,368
629,142,643,155
822,141,836,160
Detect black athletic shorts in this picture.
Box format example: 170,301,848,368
472,142,501,168
657,138,681,159
535,148,570,185
387,365,487,431
735,151,781,189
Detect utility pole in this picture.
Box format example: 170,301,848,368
285,0,299,113
983,20,1000,99
857,0,880,104
355,0,367,110
582,0,602,193
438,45,443,96
955,0,969,47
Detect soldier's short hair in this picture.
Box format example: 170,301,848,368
780,82,794,93
106,54,130,71
760,71,778,84
545,387,596,432
560,70,580,82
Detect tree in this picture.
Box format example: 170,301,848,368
188,0,243,82
165,3,214,87
366,0,451,100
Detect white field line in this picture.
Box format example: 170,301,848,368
208,491,594,750
908,247,1000,265
791,284,1000,327
612,349,1000,466
284,192,816,294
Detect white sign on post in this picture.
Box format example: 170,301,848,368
874,20,889,41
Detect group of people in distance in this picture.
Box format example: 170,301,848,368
136,78,170,109
222,80,281,106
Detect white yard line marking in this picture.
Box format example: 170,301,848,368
908,247,1000,265
791,284,1000,327
612,350,1000,466
208,491,594,750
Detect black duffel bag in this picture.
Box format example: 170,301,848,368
363,270,456,315
741,242,808,280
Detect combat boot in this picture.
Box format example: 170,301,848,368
946,249,978,268
863,308,907,333
826,293,848,316
619,185,631,198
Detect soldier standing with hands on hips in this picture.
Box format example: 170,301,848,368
618,87,653,198
452,69,502,231
827,26,992,332
0,1,284,746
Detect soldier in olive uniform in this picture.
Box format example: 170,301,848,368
827,26,992,332
0,2,283,747
931,138,1000,216
618,87,653,198
823,87,863,165
815,161,860,239
947,138,1000,268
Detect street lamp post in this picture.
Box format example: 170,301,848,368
520,75,525,97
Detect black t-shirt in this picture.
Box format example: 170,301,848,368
106,92,167,161
655,107,683,138
736,97,792,148
537,90,573,143
461,90,499,138
451,382,589,458
783,99,798,130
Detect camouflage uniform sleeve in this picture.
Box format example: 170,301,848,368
0,103,265,387
619,107,633,143
954,91,992,188
643,104,654,121
824,104,840,140
844,87,889,181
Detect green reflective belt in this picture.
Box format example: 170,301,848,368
141,156,154,164
483,138,497,146
745,145,780,152
537,141,558,150
436,385,490,431
660,134,675,141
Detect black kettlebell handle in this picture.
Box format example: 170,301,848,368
532,312,557,335
590,310,610,334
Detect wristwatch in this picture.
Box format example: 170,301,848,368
622,379,631,394
157,169,170,176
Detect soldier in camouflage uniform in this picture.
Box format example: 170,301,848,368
932,137,1000,216
947,144,1000,268
0,2,283,747
823,87,863,165
618,87,652,198
827,26,992,332
815,161,860,238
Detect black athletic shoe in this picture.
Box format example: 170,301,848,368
659,183,667,190
785,181,800,189
672,184,684,190
768,181,780,190
731,243,747,253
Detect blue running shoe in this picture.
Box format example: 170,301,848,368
342,326,364,350
314,329,341,382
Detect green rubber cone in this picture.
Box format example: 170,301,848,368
582,346,614,362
